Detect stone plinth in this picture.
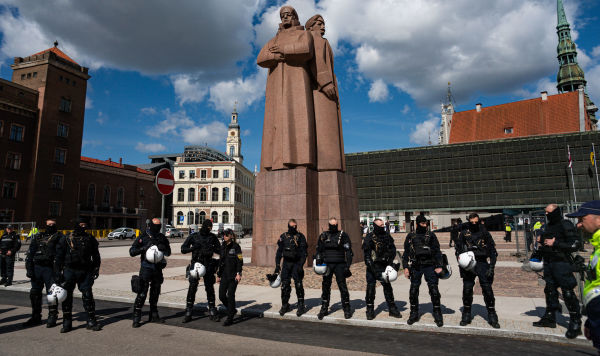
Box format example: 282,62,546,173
251,167,362,267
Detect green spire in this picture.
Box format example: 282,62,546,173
557,0,569,28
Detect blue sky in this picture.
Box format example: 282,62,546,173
1,0,599,172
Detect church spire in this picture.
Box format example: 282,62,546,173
555,0,586,93
557,0,568,28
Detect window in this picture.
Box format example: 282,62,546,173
27,73,31,79
229,146,235,156
59,75,63,81
200,188,207,201
188,188,195,202
117,187,124,208
177,211,184,225
2,181,17,199
72,81,76,87
187,211,194,225
5,152,22,170
65,78,70,84
189,170,195,179
102,185,110,207
140,187,144,197
57,122,69,137
223,169,229,178
59,98,72,113
177,188,185,202
33,72,37,78
195,212,200,224
9,125,24,142
222,211,229,224
0,120,3,135
213,170,219,179
211,187,219,201
20,74,25,80
199,211,206,224
200,170,207,179
139,200,144,209
87,184,96,207
211,211,218,223
179,170,185,179
54,148,67,164
51,174,63,190
222,187,229,201
49,201,62,217
504,127,514,134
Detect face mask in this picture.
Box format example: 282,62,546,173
46,225,57,234
288,225,297,234
468,222,480,233
546,209,562,224
416,224,427,234
373,224,386,235
74,225,86,235
149,223,161,234
328,223,338,232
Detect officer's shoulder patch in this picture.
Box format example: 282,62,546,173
237,253,243,260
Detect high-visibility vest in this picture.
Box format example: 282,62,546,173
505,225,512,232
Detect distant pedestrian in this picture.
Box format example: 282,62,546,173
504,223,512,242
0,224,21,286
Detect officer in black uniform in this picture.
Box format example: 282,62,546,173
54,218,101,332
181,219,221,323
402,215,444,326
455,213,499,328
532,204,582,339
363,218,400,320
217,229,243,326
129,217,171,328
316,217,354,320
275,219,308,317
0,224,21,286
23,218,62,327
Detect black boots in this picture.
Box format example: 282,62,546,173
87,311,101,331
383,283,401,318
318,302,329,320
342,302,352,319
565,312,582,339
208,303,218,321
183,304,193,323
132,307,142,328
47,304,58,328
460,306,472,326
82,291,100,331
60,312,72,333
148,308,165,323
433,306,443,327
296,299,306,317
407,306,420,325
23,292,43,327
366,283,375,320
532,310,556,328
487,307,500,329
279,303,290,316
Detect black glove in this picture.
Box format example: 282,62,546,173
26,269,33,279
486,265,495,279
26,260,34,279
316,258,323,266
54,272,64,285
93,267,100,280
274,265,281,275
344,268,352,278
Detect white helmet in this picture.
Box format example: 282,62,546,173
47,284,67,305
270,274,282,288
313,259,328,275
458,251,477,271
381,266,398,283
189,262,206,279
529,257,544,272
145,245,164,264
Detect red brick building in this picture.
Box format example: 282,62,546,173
449,90,594,144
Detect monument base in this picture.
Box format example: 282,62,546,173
251,167,362,267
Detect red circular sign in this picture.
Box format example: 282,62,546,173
155,168,175,195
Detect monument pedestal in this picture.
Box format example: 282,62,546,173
251,167,362,267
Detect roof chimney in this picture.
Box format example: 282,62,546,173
108,158,112,163
476,103,482,113
541,91,548,101
119,157,122,166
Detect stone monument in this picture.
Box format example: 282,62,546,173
252,7,361,266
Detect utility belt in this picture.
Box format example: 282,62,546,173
323,248,345,263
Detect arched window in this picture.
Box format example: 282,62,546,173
102,185,110,207
188,188,195,202
222,187,229,201
176,211,183,225
211,187,219,201
187,211,194,225
177,188,184,202
229,145,235,156
200,188,207,201
222,211,229,224
117,187,124,208
211,211,218,223
87,184,96,208
195,212,199,225
199,211,206,224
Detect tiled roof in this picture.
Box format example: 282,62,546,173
449,91,590,144
81,156,153,175
31,46,79,65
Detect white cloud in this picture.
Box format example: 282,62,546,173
587,64,600,108
410,115,440,146
242,129,251,136
208,70,267,113
514,77,558,100
593,46,600,58
96,111,107,125
401,104,410,115
368,79,390,103
135,142,167,153
181,121,228,146
145,109,227,148
172,74,209,105
85,96,93,110
140,107,158,115
82,139,102,147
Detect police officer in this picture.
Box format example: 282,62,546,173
23,218,62,327
181,219,220,323
455,213,500,328
363,218,400,320
316,217,354,320
275,219,308,317
403,215,444,326
130,217,171,328
54,218,101,332
217,229,243,326
532,204,582,339
0,224,21,286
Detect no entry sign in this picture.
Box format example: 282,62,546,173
155,168,175,195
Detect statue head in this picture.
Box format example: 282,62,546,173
305,14,325,36
280,6,300,28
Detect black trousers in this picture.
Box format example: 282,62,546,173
321,263,350,306
280,260,304,304
460,261,495,308
62,267,96,315
134,266,163,311
543,261,578,313
187,262,217,307
586,297,600,351
30,264,54,294
219,278,238,317
0,254,15,282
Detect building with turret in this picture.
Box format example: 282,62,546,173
438,83,455,145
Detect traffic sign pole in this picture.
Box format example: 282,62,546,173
161,194,165,234
154,168,175,235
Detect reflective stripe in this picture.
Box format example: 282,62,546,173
585,287,600,306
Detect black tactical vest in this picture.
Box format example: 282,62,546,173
66,234,92,268
282,233,299,260
463,230,488,257
192,233,217,263
33,233,58,265
411,232,433,260
0,233,15,251
322,231,345,263
369,234,392,263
